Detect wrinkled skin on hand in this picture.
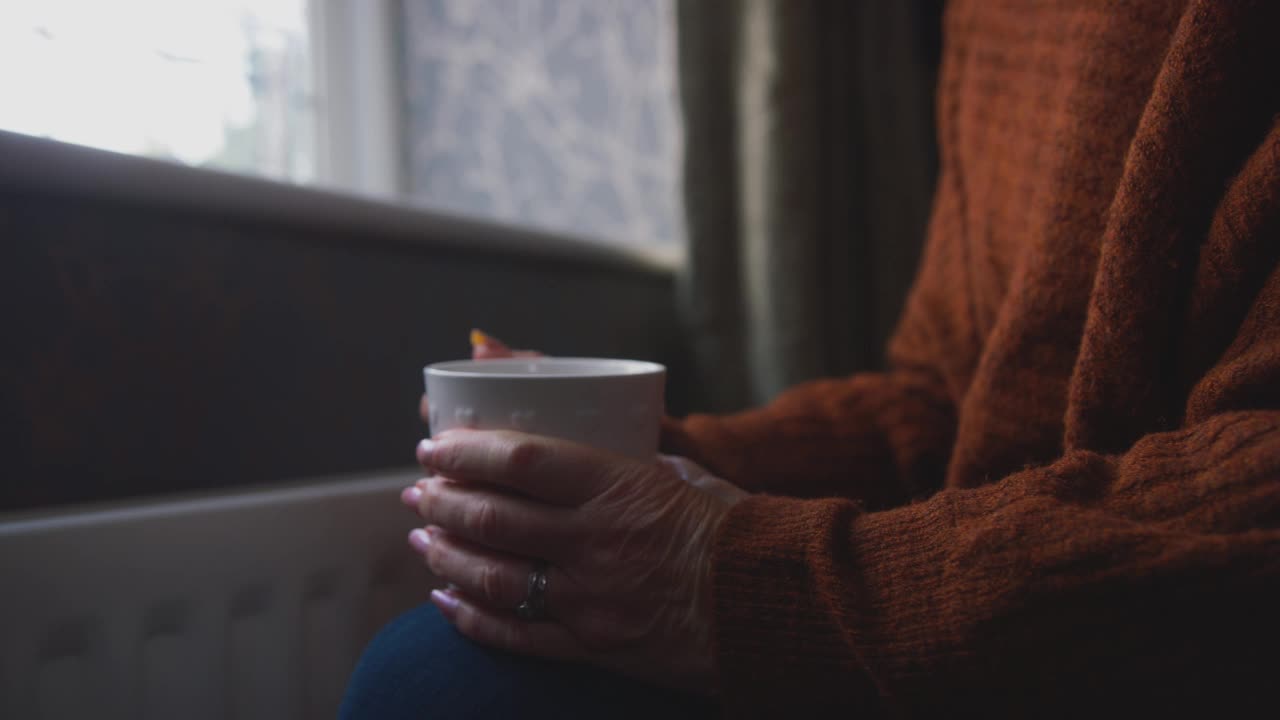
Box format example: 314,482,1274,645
403,430,746,693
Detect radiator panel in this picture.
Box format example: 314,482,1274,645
0,470,431,719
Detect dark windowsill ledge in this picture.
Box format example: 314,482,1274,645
0,129,681,278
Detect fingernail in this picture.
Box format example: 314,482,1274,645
417,438,436,466
400,486,423,508
431,588,460,614
408,528,431,553
470,329,490,347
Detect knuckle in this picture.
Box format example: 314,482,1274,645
501,624,528,652
418,480,444,520
492,618,524,651
422,543,444,577
468,498,500,540
454,606,481,638
420,477,444,502
506,439,545,473
477,563,504,603
432,440,458,473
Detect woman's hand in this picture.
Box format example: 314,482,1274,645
400,430,747,693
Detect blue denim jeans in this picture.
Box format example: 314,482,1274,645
340,603,716,719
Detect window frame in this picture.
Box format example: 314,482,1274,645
308,0,406,199
0,0,684,266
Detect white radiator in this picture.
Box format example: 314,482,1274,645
0,469,434,719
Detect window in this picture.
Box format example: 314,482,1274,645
0,0,318,183
0,0,683,249
399,0,684,247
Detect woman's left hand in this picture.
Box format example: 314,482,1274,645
401,429,747,693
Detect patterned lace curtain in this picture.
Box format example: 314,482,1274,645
398,0,684,249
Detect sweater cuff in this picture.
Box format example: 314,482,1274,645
710,493,957,714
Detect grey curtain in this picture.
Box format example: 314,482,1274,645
676,0,943,411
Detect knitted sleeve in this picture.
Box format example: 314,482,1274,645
661,177,966,508
711,410,1280,716
709,121,1280,714
716,404,1280,712
660,367,954,509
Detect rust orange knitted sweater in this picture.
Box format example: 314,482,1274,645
663,1,1280,715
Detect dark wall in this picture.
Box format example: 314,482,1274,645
0,136,686,512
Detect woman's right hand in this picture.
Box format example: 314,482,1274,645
419,330,542,424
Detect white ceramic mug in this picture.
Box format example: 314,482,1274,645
423,357,666,459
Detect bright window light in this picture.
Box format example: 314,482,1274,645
0,0,317,182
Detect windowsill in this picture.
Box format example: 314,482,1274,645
0,130,682,276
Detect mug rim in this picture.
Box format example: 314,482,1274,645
425,357,665,380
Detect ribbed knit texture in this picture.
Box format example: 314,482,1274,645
662,1,1280,715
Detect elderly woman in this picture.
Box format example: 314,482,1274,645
341,1,1280,717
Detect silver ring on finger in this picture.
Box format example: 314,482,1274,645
515,561,550,621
